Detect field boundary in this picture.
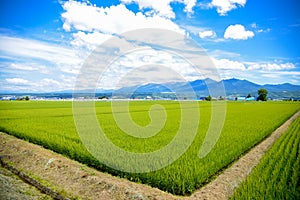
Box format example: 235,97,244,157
0,110,299,200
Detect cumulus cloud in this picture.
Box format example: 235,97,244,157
60,1,211,89
120,0,176,18
71,31,113,50
61,1,183,33
121,0,196,16
199,30,217,38
96,47,207,89
6,78,29,85
212,58,246,70
212,59,299,85
213,58,295,72
209,0,247,16
183,0,197,13
224,24,254,40
61,1,185,49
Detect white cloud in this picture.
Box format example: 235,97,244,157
210,58,300,85
212,58,246,70
250,23,271,34
61,1,183,34
10,63,50,74
6,78,29,85
247,63,295,71
2,77,74,92
36,78,74,92
0,35,84,92
61,1,185,50
257,28,271,33
183,0,197,13
0,36,82,66
71,31,113,50
272,71,300,76
259,71,300,85
121,0,176,18
96,48,204,89
209,0,247,16
40,78,60,86
208,49,241,58
10,63,36,71
121,0,196,16
180,25,207,35
224,24,254,40
57,64,81,75
199,30,216,38
250,23,257,29
213,58,295,72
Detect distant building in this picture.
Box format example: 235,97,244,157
226,96,236,101
237,97,246,101
246,97,256,101
1,96,16,101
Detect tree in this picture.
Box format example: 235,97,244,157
205,95,212,101
257,88,268,101
246,93,252,98
98,95,108,99
25,96,29,101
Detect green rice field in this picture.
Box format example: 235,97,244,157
232,115,300,199
0,101,299,195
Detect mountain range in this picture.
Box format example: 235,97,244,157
112,78,300,99
1,78,300,99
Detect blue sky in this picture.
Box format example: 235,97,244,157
0,0,299,92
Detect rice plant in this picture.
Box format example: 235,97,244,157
0,101,299,195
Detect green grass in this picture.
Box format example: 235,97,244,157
0,101,299,195
231,116,300,200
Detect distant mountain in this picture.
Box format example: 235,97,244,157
116,83,172,94
263,83,300,92
222,79,300,98
113,78,300,99
222,78,260,94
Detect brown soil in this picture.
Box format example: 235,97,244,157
0,166,51,200
0,110,299,200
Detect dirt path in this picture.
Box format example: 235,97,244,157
0,133,175,200
0,110,299,200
